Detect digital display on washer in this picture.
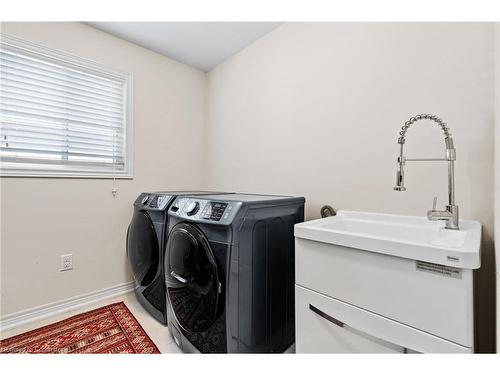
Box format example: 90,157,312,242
201,202,228,221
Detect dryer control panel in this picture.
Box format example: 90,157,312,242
134,193,173,211
170,198,241,224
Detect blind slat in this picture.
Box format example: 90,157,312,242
1,124,125,143
2,97,124,124
1,145,124,159
1,71,124,104
1,86,123,117
2,107,124,130
0,38,129,174
1,51,124,89
1,48,125,84
1,61,124,97
0,76,123,112
0,156,124,169
1,79,124,112
2,126,124,145
1,115,124,135
1,138,124,155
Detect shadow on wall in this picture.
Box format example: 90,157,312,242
474,237,496,353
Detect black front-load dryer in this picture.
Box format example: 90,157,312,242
165,193,305,352
126,191,230,325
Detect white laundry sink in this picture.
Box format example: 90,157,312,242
294,210,482,352
294,210,481,269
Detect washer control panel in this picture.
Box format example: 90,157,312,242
170,198,239,224
185,201,200,216
201,201,228,221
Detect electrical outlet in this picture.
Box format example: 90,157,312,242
60,254,73,271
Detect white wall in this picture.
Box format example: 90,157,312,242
205,23,496,352
0,22,207,316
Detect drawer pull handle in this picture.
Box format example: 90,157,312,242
309,304,415,353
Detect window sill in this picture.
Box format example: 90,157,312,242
0,171,133,179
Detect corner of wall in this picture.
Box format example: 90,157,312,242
200,70,210,190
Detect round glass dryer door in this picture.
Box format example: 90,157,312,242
166,223,219,333
126,211,159,287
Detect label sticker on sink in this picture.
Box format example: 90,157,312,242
416,261,462,279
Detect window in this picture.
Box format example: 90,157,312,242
0,35,132,177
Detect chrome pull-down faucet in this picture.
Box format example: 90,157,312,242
393,114,459,230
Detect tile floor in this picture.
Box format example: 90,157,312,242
0,292,295,354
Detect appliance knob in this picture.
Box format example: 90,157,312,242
185,201,200,216
141,194,150,205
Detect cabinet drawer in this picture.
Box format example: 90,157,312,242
295,285,471,353
295,238,474,347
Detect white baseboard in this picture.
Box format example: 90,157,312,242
0,281,135,331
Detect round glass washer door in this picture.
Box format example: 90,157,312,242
126,211,159,287
166,223,219,333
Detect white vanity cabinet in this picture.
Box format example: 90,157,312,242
295,284,470,353
294,211,481,354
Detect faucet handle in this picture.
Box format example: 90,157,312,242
432,196,437,211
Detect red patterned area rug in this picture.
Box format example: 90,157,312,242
0,302,160,354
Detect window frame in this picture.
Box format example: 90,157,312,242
0,34,133,179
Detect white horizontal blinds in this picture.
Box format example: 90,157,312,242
0,40,128,173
